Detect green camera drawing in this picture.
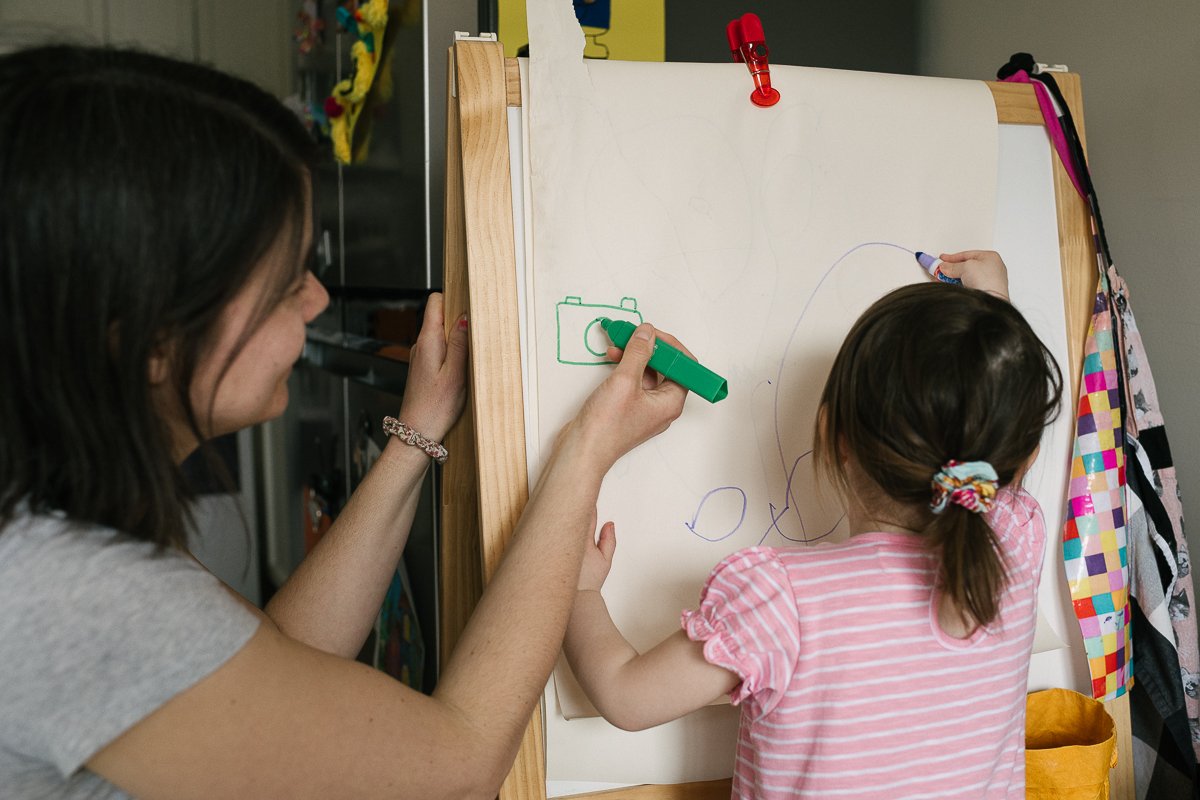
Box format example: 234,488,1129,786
555,296,642,365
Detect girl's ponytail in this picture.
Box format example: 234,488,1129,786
926,460,1007,627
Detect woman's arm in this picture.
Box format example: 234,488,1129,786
89,323,693,799
564,523,739,732
264,293,467,658
91,433,612,800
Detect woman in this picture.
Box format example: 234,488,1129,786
0,45,689,798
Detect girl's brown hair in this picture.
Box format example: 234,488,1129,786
814,283,1062,627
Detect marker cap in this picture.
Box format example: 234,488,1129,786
600,318,729,403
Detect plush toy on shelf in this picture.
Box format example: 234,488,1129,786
324,0,393,164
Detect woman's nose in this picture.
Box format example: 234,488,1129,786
304,272,330,320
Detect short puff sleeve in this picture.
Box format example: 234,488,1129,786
681,546,800,718
987,486,1046,578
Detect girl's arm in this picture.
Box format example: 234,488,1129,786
263,293,467,658
89,323,694,800
564,523,740,731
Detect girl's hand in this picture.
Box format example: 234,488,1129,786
578,522,617,592
937,250,1010,301
397,293,469,442
569,323,690,470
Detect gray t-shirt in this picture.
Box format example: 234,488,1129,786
0,510,260,798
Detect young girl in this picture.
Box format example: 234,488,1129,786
564,251,1063,798
0,45,690,798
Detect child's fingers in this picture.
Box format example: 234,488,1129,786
938,250,1010,301
939,249,1002,263
597,521,617,561
935,260,965,279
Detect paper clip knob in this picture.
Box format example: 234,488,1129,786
727,13,780,108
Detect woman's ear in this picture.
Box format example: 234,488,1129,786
109,321,173,386
146,335,174,386
148,351,171,385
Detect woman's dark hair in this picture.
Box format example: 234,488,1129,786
0,46,320,547
814,283,1062,627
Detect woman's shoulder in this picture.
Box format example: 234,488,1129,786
0,507,196,585
0,506,252,637
3,508,127,571
0,507,259,783
0,506,256,661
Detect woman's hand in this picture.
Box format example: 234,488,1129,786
568,323,691,471
578,522,617,592
396,293,469,442
937,250,1010,301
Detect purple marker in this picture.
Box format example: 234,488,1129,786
915,251,962,285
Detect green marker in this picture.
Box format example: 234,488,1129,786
599,318,729,403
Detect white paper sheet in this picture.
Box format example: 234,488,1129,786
519,0,1080,788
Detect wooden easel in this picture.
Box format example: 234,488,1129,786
439,36,1133,800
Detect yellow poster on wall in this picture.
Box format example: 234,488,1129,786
498,0,664,61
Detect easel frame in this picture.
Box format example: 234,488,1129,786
439,37,1133,800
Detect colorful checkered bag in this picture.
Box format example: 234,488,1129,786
1063,270,1131,701
1000,57,1134,703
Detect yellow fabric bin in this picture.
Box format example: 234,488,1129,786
1026,688,1118,799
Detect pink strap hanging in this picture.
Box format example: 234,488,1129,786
1002,70,1087,199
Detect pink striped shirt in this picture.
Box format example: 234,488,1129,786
681,488,1045,799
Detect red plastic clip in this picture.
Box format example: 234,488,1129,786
726,12,780,107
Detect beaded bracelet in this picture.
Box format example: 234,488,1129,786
381,416,449,464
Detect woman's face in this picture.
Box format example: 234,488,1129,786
178,207,329,455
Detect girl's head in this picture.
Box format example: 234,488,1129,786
0,46,326,547
814,282,1062,627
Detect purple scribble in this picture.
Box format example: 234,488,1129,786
684,486,748,542
686,241,915,546
766,242,912,544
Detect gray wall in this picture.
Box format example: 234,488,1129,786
919,1,1200,629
